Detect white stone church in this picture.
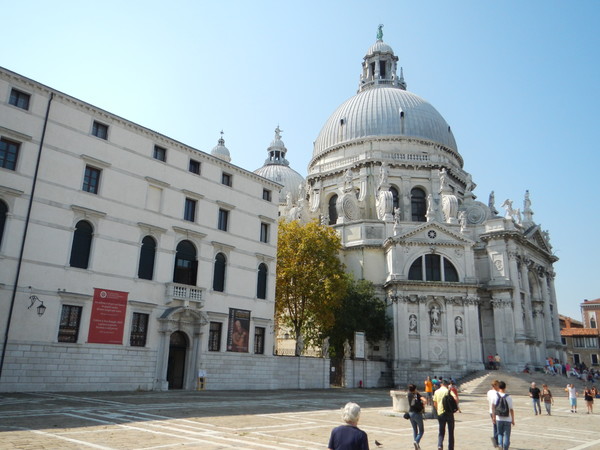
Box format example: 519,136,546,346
0,28,563,391
260,27,564,384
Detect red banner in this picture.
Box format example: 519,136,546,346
88,288,128,344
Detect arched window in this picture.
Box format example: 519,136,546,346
411,188,426,222
408,254,459,282
69,220,93,269
173,240,197,285
0,200,7,248
390,186,400,211
328,195,338,225
213,252,226,292
138,236,157,280
257,263,268,299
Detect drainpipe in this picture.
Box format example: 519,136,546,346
0,92,54,380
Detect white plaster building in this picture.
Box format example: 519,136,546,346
286,28,564,384
0,67,335,393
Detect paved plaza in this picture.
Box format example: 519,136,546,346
1,372,599,449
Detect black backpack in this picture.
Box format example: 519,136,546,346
409,393,424,412
495,393,510,417
442,392,458,414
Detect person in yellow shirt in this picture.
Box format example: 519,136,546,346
432,379,458,450
424,376,433,406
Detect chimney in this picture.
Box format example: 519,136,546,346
565,317,572,328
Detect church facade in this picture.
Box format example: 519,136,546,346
274,28,564,383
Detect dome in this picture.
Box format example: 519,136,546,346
312,87,458,158
254,164,305,204
367,40,394,55
211,132,231,162
254,126,305,204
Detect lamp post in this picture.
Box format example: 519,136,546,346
28,295,46,317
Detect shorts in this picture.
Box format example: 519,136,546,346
570,398,577,407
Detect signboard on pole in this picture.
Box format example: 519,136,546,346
87,288,128,344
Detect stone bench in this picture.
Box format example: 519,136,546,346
389,390,409,412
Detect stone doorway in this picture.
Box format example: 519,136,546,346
167,331,188,389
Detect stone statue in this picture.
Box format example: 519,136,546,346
378,162,389,189
439,168,449,192
322,337,330,358
343,339,351,359
454,316,463,334
429,305,441,334
377,24,384,40
524,190,531,211
426,194,436,222
458,210,467,232
501,199,521,224
393,207,401,235
320,213,329,226
489,191,498,216
274,125,282,140
464,173,473,193
409,314,418,333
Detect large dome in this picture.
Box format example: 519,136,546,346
312,87,458,159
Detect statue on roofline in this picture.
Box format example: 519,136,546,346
377,24,384,41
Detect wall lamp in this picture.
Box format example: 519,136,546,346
28,295,46,316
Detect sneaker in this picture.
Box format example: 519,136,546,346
414,442,420,450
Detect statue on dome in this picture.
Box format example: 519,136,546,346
488,191,499,216
274,125,282,140
439,168,450,192
377,24,384,41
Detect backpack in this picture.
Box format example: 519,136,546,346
410,393,424,412
442,392,458,414
495,393,510,417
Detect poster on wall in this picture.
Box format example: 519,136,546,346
354,331,365,359
87,288,128,344
227,308,251,352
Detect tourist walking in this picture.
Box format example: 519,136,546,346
584,386,594,414
529,382,542,415
327,402,369,450
566,384,578,413
487,380,500,448
433,379,458,450
407,384,425,449
540,384,554,415
493,381,515,450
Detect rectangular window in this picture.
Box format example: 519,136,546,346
184,198,197,222
92,121,108,140
153,145,166,162
574,353,581,365
260,222,269,243
208,322,222,351
82,165,101,194
262,189,271,202
0,138,20,171
254,327,265,354
222,172,232,187
189,159,201,174
218,208,229,231
58,305,82,343
592,354,599,366
130,313,149,347
9,88,30,110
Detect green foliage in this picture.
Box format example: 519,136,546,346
325,277,391,358
275,219,347,349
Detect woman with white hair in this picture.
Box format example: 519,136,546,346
327,402,369,449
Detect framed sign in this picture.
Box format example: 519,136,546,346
87,288,128,344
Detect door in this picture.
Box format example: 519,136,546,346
167,331,188,389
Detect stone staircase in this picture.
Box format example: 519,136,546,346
457,369,591,396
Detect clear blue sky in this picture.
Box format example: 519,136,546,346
3,1,599,320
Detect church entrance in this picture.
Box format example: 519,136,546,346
166,331,188,389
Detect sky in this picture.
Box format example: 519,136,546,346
3,1,599,320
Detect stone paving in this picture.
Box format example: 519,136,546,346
0,372,599,449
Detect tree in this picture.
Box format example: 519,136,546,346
325,277,391,358
275,219,347,354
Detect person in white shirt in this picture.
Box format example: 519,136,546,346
486,380,500,448
565,383,578,413
493,381,515,450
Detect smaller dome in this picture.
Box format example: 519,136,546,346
367,40,394,55
211,131,231,162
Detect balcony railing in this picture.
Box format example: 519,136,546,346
165,283,204,308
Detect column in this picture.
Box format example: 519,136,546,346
520,262,533,336
507,251,525,337
548,274,562,344
445,297,456,364
155,329,170,391
465,295,483,368
418,297,429,363
539,270,555,347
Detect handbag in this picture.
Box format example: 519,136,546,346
403,412,410,420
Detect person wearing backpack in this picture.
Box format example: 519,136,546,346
407,384,425,449
493,381,515,450
432,379,458,450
